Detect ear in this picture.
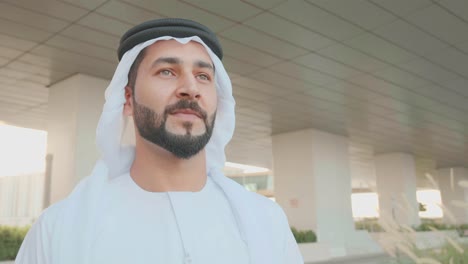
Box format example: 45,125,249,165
123,86,134,116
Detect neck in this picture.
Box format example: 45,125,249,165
130,137,207,192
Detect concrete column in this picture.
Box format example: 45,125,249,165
47,74,107,204
437,167,468,224
273,129,380,256
375,153,420,227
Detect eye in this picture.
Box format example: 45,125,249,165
197,73,211,81
158,69,174,77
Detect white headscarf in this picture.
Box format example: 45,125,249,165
95,36,235,179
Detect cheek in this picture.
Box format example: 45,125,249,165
205,87,218,113
134,80,169,109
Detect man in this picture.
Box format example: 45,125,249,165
16,18,303,264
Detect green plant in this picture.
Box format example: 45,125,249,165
291,227,316,243
393,242,468,264
418,203,427,212
429,242,468,263
456,224,468,237
0,225,29,261
355,218,384,232
413,219,457,232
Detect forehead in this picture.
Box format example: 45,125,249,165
143,39,212,64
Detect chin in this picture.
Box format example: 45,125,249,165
189,128,207,136
169,125,206,136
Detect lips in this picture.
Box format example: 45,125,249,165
165,100,208,121
171,108,202,119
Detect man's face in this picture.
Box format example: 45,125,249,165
126,40,218,159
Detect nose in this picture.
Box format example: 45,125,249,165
176,74,201,100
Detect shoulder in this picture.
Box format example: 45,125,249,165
242,191,291,243
219,175,290,228
28,197,70,245
20,173,103,246
33,173,95,228
16,173,108,263
244,191,304,262
15,199,68,263
245,191,288,221
246,193,304,263
39,199,68,227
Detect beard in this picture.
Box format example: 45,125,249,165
133,98,216,159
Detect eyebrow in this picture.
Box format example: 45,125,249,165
194,60,214,72
151,57,181,68
151,57,214,72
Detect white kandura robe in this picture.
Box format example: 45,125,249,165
15,168,303,264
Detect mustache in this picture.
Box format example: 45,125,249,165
164,100,208,120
